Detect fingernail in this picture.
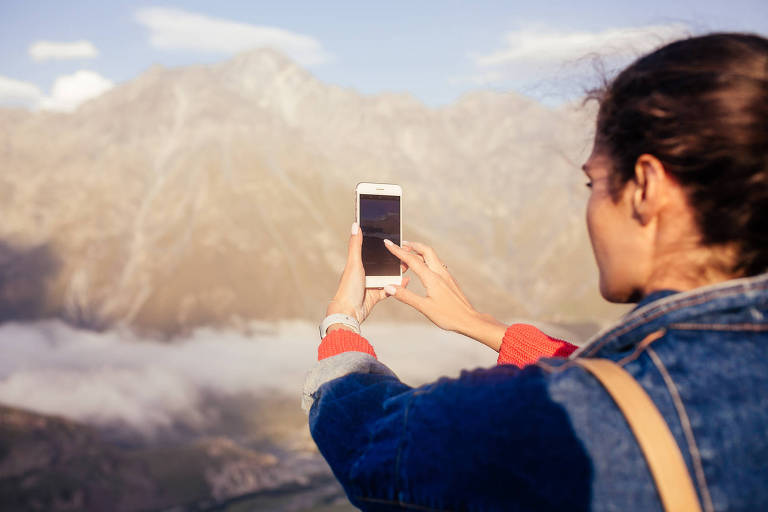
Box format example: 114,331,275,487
402,240,411,246
383,239,393,246
351,222,359,235
384,285,396,295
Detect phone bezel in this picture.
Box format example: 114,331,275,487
355,182,402,289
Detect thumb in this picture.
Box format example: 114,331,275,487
347,222,363,265
384,284,427,312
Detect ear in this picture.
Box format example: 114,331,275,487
632,154,668,225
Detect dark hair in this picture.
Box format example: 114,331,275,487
591,33,768,276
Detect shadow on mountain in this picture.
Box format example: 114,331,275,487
0,240,115,332
0,240,58,323
0,398,349,511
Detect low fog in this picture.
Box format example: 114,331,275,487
0,319,517,436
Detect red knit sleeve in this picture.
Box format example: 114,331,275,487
497,323,578,367
318,328,377,360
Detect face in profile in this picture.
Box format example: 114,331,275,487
582,146,651,303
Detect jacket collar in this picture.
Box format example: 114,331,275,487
572,272,768,359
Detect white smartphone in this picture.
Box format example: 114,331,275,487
355,182,402,288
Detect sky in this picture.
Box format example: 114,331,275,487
1,0,767,111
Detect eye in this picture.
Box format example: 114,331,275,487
585,182,593,189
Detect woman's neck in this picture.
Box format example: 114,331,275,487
643,242,741,296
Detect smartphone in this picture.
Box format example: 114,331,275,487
355,182,402,288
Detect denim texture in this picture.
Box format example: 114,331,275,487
305,273,768,511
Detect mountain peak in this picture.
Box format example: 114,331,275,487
0,47,615,335
223,47,304,76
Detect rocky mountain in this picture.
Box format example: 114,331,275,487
0,401,353,511
0,49,627,336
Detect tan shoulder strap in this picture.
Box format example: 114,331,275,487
574,357,703,512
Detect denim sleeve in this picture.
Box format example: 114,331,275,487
307,358,593,511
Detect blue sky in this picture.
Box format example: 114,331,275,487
1,0,767,110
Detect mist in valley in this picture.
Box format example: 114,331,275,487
0,317,566,510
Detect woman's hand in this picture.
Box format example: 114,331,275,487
383,240,506,351
326,223,409,325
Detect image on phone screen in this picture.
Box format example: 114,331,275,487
359,194,401,276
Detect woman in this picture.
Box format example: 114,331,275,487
303,33,768,511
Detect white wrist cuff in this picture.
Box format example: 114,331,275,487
319,313,360,339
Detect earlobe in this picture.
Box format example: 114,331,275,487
633,154,666,225
633,187,645,220
631,160,649,224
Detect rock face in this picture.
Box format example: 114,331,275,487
0,405,155,510
0,48,626,336
0,403,348,511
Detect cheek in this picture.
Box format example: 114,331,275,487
586,190,647,302
586,195,607,259
586,193,622,299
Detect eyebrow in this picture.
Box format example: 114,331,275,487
581,164,590,174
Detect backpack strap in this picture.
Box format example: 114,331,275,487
574,356,703,512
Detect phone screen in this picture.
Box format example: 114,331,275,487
360,194,401,276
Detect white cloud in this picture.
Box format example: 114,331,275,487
0,71,113,112
28,40,99,61
0,320,496,435
37,70,113,112
0,76,43,108
475,24,690,70
463,23,691,101
135,6,331,66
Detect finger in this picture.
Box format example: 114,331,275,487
365,276,408,312
358,288,387,322
400,243,426,269
383,283,429,312
402,241,445,272
346,222,363,266
403,241,470,307
366,288,388,307
384,239,432,282
400,244,411,273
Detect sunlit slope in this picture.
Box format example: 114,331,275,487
0,49,626,335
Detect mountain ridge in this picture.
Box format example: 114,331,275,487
0,48,627,336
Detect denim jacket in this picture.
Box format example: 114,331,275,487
303,273,768,511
